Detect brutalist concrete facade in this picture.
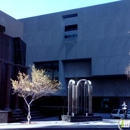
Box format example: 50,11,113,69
0,11,27,111
0,11,23,39
20,0,130,111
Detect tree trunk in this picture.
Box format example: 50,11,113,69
27,104,31,124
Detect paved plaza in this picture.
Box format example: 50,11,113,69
0,114,128,130
0,118,121,130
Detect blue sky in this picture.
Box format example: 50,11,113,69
0,0,120,19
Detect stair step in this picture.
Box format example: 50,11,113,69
11,109,45,122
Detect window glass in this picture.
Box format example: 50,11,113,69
119,110,124,114
65,24,77,32
127,110,130,114
34,61,59,80
63,13,78,19
112,110,118,114
64,34,77,39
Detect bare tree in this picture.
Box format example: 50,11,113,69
11,65,61,124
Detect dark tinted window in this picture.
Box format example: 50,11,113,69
127,110,130,114
111,110,118,114
64,34,77,39
63,13,78,19
65,24,78,32
119,110,124,114
34,61,59,80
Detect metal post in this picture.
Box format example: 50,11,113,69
88,80,92,114
84,81,87,113
76,79,87,115
68,80,75,115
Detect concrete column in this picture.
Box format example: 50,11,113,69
4,62,13,110
0,59,3,109
59,60,67,96
13,64,22,110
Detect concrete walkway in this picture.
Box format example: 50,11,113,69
0,119,121,130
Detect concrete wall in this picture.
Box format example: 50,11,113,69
20,0,130,97
0,11,23,39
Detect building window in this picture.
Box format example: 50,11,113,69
63,13,78,19
64,34,77,39
65,24,78,32
62,14,78,41
0,25,5,33
64,24,78,40
34,61,59,80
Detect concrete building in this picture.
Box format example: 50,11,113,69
19,0,130,112
0,11,27,111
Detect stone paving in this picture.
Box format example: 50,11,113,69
0,114,126,130
0,119,120,130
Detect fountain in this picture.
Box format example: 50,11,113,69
62,79,102,122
